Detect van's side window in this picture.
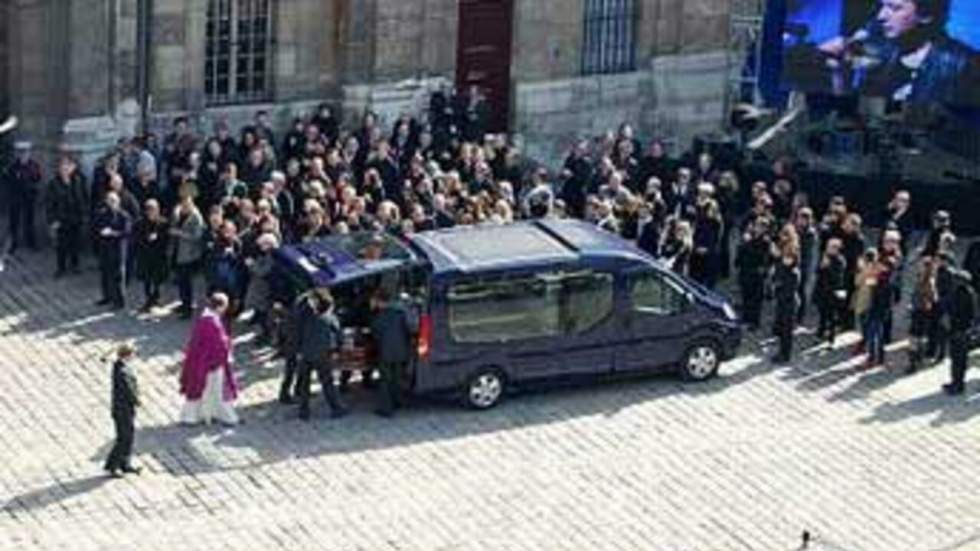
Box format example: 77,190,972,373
631,271,685,315
448,276,561,343
561,272,614,334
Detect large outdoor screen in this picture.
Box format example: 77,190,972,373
780,0,980,107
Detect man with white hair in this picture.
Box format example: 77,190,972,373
93,191,133,310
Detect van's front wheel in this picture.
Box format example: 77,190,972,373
680,341,721,382
463,368,505,410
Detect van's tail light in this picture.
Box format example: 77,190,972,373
417,313,432,359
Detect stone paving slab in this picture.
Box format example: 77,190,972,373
0,249,979,550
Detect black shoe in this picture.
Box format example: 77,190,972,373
942,383,965,396
121,466,142,475
278,395,295,405
95,298,111,306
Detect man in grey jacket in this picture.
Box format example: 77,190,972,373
297,290,348,420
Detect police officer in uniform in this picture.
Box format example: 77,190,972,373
4,141,42,253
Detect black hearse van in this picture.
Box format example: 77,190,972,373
274,219,742,409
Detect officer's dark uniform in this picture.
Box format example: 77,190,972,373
93,206,132,309
4,152,42,252
104,356,140,476
944,270,977,395
297,302,348,420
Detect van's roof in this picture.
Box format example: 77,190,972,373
275,220,651,289
410,219,648,276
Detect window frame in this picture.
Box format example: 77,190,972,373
446,269,616,345
629,269,690,317
581,0,638,76
205,0,275,106
447,273,563,345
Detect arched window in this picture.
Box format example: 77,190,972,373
582,0,637,75
205,0,274,105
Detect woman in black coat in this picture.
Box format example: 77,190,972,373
690,199,724,289
812,237,846,346
133,199,170,311
772,250,801,364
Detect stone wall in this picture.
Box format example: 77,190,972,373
512,0,730,83
514,51,729,168
372,0,457,82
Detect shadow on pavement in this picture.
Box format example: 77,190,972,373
2,475,110,514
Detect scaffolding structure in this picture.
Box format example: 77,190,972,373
725,0,767,123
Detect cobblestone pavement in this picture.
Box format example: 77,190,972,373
1,248,980,551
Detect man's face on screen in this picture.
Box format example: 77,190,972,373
877,0,924,39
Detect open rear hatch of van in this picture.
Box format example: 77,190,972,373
274,232,427,373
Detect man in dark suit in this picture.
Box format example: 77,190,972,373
104,344,141,478
370,288,418,417
943,268,976,395
45,156,89,277
297,290,348,420
93,191,133,310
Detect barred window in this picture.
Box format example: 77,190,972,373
582,0,637,75
205,0,274,105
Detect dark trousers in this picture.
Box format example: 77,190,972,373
8,194,37,252
55,224,82,273
740,279,764,328
376,361,405,414
99,249,126,306
949,332,970,391
104,414,135,471
817,301,840,344
297,359,345,416
883,309,894,346
774,316,794,361
143,279,162,306
797,275,809,323
865,314,886,365
174,262,196,311
279,355,299,400
928,312,948,361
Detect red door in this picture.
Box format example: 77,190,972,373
456,0,514,133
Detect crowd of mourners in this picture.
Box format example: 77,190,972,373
4,85,980,431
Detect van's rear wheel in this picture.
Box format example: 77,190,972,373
680,341,721,382
463,368,505,410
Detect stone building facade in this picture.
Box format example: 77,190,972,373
4,0,732,169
